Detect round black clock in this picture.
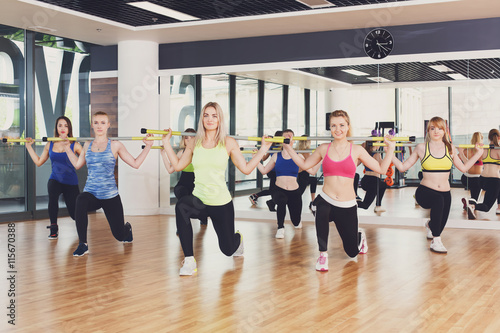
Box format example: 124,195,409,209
364,28,394,59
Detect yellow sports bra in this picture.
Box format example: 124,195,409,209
421,142,453,172
482,149,500,165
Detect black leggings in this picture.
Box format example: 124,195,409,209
47,179,80,225
415,185,451,237
75,192,130,243
475,177,500,212
314,195,360,257
175,195,241,257
298,171,318,195
271,186,302,228
460,174,482,203
357,175,387,209
256,170,276,198
174,172,195,199
353,173,360,196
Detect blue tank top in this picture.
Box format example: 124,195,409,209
364,152,376,172
83,140,118,199
275,152,299,177
49,142,78,185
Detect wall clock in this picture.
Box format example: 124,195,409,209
364,28,394,59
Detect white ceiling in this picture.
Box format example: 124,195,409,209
3,0,500,90
2,0,499,46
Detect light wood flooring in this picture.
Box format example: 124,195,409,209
1,203,500,332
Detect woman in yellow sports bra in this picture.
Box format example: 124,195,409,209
392,116,483,254
162,102,272,276
466,129,500,219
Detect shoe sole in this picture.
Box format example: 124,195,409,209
249,197,256,205
48,236,58,240
430,248,447,254
73,251,88,257
316,267,328,272
467,206,476,220
179,268,197,276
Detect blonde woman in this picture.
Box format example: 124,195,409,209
162,102,272,275
283,110,395,271
64,111,154,256
392,117,483,253
466,129,500,219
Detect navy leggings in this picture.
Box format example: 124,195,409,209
75,193,130,243
415,185,451,237
475,177,500,212
47,179,80,225
314,195,360,257
175,195,241,257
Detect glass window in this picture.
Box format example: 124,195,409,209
287,86,305,135
264,83,283,134
0,26,25,214
32,34,91,212
235,77,259,191
169,75,196,198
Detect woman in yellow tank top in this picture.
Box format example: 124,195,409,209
392,117,483,254
466,129,500,219
162,102,272,276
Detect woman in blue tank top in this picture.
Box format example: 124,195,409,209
26,116,83,239
257,129,319,239
64,111,154,256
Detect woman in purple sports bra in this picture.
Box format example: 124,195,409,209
283,110,395,272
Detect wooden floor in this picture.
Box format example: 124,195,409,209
2,202,500,332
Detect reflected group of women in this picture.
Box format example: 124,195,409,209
23,102,499,274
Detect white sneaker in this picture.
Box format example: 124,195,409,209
315,252,328,271
294,222,303,229
179,257,197,276
425,220,433,240
359,229,368,254
430,238,447,253
233,231,244,256
496,208,500,215
275,228,285,239
374,206,386,213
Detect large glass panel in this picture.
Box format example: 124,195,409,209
169,75,196,198
287,86,305,135
235,77,259,191
33,34,91,212
0,26,25,213
263,83,283,134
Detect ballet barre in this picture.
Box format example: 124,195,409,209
141,129,415,144
458,144,499,149
41,136,162,142
273,136,416,142
2,138,44,143
141,128,285,143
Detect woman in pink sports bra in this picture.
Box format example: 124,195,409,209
283,110,395,272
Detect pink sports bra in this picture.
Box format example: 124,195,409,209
322,142,356,178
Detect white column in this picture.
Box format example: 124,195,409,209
118,40,159,215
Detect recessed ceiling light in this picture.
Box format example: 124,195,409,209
447,73,468,80
429,65,454,73
342,69,369,76
367,77,392,83
295,0,336,9
128,2,200,21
